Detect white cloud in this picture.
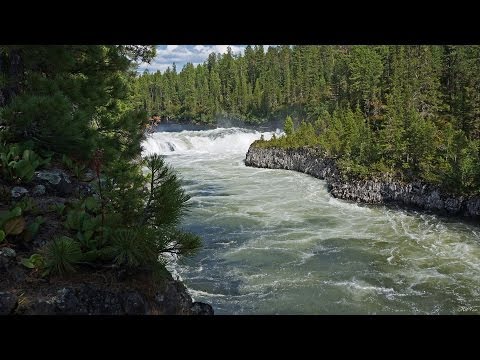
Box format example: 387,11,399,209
213,45,244,54
137,45,247,74
193,45,209,53
213,45,229,53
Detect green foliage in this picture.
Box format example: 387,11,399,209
0,204,43,243
102,228,156,268
247,46,480,194
64,197,105,251
1,45,202,280
21,253,45,269
1,45,154,163
284,116,294,136
23,216,45,242
337,159,371,179
457,139,480,194
15,196,35,214
52,203,66,216
4,216,26,235
142,154,190,228
0,206,22,225
102,160,146,226
158,229,202,258
62,155,86,179
131,44,480,193
94,154,201,268
0,143,50,183
42,236,83,276
0,206,25,239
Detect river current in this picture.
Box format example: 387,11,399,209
142,127,480,314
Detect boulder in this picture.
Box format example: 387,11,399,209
190,302,214,315
0,247,16,271
32,184,46,196
122,291,148,314
0,247,16,258
154,280,193,315
0,292,18,314
24,285,149,315
34,169,73,197
11,186,28,198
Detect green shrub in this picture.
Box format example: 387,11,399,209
21,253,45,270
0,206,26,240
157,229,201,258
284,116,294,136
0,143,50,183
101,228,156,268
62,154,86,179
52,203,66,216
42,236,83,276
142,154,190,228
64,201,104,251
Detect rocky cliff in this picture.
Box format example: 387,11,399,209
0,245,213,315
0,168,213,316
245,146,480,220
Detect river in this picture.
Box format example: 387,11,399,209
142,127,480,314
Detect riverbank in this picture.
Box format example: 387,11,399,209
0,255,213,315
0,167,213,315
245,145,480,221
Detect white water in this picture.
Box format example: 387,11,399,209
142,127,480,314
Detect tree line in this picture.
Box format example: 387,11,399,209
135,45,480,194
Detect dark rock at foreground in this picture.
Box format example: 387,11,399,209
191,301,215,315
1,251,213,315
0,292,18,315
11,279,213,315
245,146,480,220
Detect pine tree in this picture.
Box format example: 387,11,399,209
284,115,294,136
131,45,480,193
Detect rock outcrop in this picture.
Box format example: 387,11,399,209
15,281,213,315
245,146,480,220
0,253,214,315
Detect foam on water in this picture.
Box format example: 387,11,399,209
143,127,480,314
143,127,281,156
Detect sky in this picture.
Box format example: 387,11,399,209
137,45,271,74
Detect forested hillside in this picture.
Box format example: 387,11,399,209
137,45,480,195
0,45,200,282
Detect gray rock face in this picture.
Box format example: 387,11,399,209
123,291,149,314
24,286,147,315
0,247,16,258
190,301,214,315
0,247,16,272
0,292,18,314
0,255,10,270
245,146,480,219
11,186,28,198
35,169,67,185
34,169,73,196
154,280,193,315
32,184,46,196
20,281,213,315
